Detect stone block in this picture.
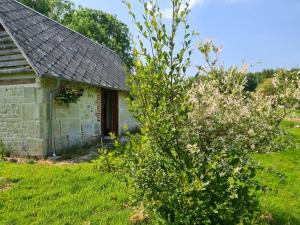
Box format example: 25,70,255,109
69,119,80,131
38,103,47,120
22,103,38,120
52,120,61,135
24,87,36,103
27,138,48,156
39,121,48,138
36,89,48,103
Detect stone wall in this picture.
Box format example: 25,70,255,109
0,80,48,156
49,81,100,153
0,76,137,156
118,91,138,134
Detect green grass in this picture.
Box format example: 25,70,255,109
1,116,300,225
255,118,300,225
0,163,131,225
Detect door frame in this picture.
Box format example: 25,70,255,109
101,89,119,136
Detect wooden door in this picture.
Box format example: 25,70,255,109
101,89,118,136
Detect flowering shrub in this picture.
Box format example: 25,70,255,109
55,88,84,104
271,69,300,109
118,0,300,224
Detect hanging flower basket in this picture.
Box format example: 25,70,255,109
55,88,84,105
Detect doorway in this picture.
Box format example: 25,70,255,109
101,89,119,136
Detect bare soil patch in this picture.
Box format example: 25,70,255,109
0,183,14,192
2,148,99,165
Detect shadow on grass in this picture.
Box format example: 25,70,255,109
0,177,21,192
260,209,300,225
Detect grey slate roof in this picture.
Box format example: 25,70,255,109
0,0,128,91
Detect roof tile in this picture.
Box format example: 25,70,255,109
0,0,128,91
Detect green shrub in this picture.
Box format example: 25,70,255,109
94,147,120,173
118,1,300,224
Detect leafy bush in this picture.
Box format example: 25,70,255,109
0,140,10,160
94,132,142,175
272,70,300,109
116,1,300,224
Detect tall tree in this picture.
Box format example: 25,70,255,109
18,0,50,16
18,0,74,23
49,0,74,22
63,8,133,68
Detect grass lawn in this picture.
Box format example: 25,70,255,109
0,163,131,225
255,149,300,225
255,119,300,225
1,119,300,225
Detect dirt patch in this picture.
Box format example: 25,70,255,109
0,183,14,192
0,177,19,192
44,150,99,165
130,204,149,224
286,117,300,123
2,149,99,165
260,211,274,224
1,157,39,164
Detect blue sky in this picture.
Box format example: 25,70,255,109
73,0,300,73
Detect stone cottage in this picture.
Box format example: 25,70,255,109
0,0,137,156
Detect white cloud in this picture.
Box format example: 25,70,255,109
162,0,244,19
190,0,206,8
163,0,205,19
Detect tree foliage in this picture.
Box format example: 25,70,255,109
18,0,74,23
256,70,300,111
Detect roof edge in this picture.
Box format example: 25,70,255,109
0,17,40,76
43,73,130,92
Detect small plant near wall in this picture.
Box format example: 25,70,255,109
55,87,84,105
0,139,9,160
